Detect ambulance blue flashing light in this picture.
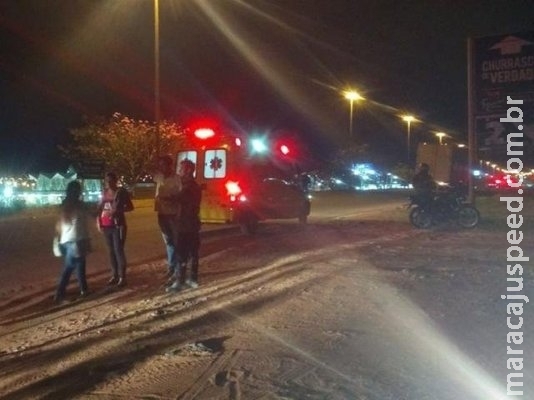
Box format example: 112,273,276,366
251,138,268,153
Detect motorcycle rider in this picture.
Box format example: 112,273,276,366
412,163,436,205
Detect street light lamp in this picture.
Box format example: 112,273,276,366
343,90,364,141
435,132,446,145
401,115,416,164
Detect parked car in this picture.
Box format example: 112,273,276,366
228,177,311,234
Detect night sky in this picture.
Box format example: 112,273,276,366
0,0,533,173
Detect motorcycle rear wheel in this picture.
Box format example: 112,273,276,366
409,207,432,229
457,205,480,228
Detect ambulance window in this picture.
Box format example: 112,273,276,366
177,151,197,176
204,149,226,179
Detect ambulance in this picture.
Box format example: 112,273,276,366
175,126,311,234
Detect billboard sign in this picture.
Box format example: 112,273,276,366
473,31,534,161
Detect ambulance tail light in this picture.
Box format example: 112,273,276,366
225,180,241,195
226,180,247,202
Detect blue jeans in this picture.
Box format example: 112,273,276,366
55,241,88,299
158,214,179,273
103,226,127,279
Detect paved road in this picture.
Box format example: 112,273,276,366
0,190,408,296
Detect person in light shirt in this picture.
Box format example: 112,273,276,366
54,180,91,303
154,155,182,280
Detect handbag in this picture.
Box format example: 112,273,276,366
52,237,62,257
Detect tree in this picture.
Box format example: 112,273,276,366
327,142,370,174
60,113,185,185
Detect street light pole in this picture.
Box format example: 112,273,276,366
154,0,161,156
401,115,416,165
348,99,354,139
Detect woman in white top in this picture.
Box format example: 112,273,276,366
54,180,91,303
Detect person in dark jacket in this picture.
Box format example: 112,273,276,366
97,172,134,287
167,159,202,292
412,163,437,205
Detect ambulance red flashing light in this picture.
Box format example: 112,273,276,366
280,144,290,155
194,128,215,140
193,127,243,149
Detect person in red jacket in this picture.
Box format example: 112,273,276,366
97,172,134,287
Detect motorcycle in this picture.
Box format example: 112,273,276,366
408,185,480,229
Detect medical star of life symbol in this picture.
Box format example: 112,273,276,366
209,157,223,171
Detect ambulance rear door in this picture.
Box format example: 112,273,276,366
177,147,233,223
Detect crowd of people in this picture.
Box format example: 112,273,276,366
52,157,202,303
53,160,439,302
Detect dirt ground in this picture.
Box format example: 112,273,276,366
0,195,533,399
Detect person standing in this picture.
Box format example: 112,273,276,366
154,155,182,280
54,180,91,303
97,172,134,287
167,159,202,292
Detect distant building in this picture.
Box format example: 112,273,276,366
27,165,102,204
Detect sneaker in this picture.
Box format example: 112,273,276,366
117,277,126,287
165,279,177,288
108,276,118,285
166,275,176,285
166,282,183,293
185,279,199,289
164,269,175,279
